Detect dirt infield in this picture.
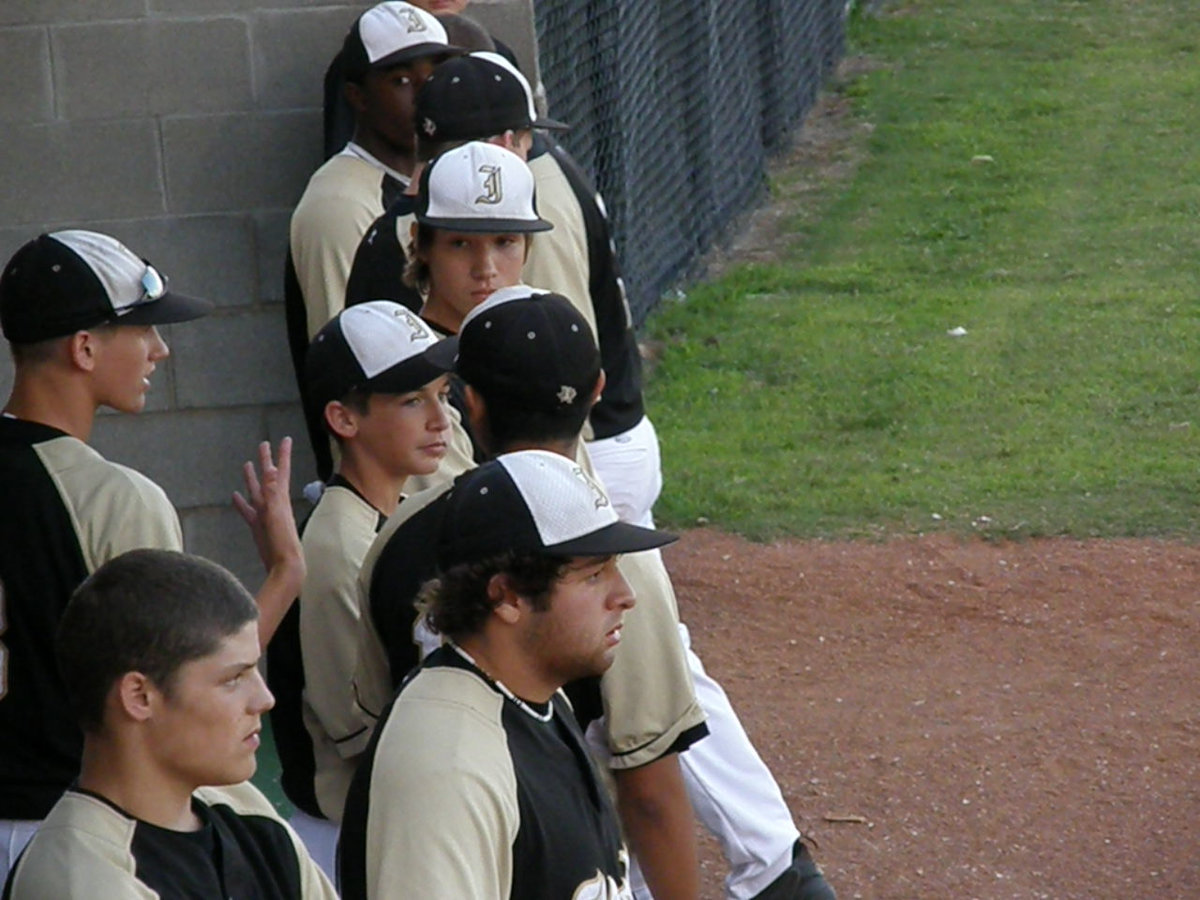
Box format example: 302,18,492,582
663,531,1199,899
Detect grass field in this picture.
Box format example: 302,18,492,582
645,0,1200,540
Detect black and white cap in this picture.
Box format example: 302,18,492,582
457,285,599,419
304,300,457,412
416,141,553,233
0,230,212,344
437,449,676,570
342,2,460,81
416,51,569,143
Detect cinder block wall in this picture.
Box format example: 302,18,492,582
0,0,538,586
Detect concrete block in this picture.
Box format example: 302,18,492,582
0,1,144,27
254,210,291,304
0,350,13,400
265,402,318,488
169,307,299,408
252,8,360,110
0,27,53,123
162,110,322,213
90,407,266,508
152,0,358,13
0,120,165,226
54,19,252,119
102,215,259,309
181,505,266,589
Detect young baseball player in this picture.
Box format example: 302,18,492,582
266,301,457,874
340,449,676,900
0,230,303,876
351,287,707,900
2,549,336,899
286,1,461,478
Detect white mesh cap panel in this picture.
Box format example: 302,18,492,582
359,2,446,63
340,301,437,379
425,142,541,225
51,230,144,314
497,450,618,548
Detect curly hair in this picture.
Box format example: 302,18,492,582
420,550,569,641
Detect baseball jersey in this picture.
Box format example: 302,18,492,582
285,144,410,481
266,476,384,824
524,137,646,441
0,417,182,820
353,443,708,771
339,645,632,900
2,782,337,899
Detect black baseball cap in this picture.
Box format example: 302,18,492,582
456,286,599,419
415,51,569,143
305,300,457,413
415,141,553,233
0,230,212,344
436,450,676,571
342,2,462,82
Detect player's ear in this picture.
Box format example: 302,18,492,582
344,78,367,114
68,330,99,373
460,384,494,451
487,573,523,625
324,400,360,440
115,671,157,723
588,370,606,409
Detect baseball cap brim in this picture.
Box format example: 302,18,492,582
116,289,214,328
549,520,677,557
533,114,570,132
417,214,553,233
373,42,464,69
362,334,458,394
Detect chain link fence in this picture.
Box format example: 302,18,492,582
535,0,847,325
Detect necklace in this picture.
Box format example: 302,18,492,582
448,642,554,723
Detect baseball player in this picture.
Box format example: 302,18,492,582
286,1,460,479
0,230,303,876
3,549,337,899
352,286,708,899
340,450,677,899
266,301,457,875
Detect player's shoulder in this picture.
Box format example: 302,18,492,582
297,152,382,200
5,791,140,897
37,436,172,515
305,485,380,548
376,665,510,776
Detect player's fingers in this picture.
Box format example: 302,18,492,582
242,458,264,503
275,436,293,482
232,490,256,524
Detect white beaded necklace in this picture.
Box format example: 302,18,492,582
449,642,554,723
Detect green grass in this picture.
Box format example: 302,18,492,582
645,0,1200,540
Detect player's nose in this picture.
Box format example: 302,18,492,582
607,569,636,611
149,325,169,361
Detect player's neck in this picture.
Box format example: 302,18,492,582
496,437,579,462
334,450,405,518
456,634,558,706
78,738,201,832
4,371,99,441
419,297,462,336
350,129,416,179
